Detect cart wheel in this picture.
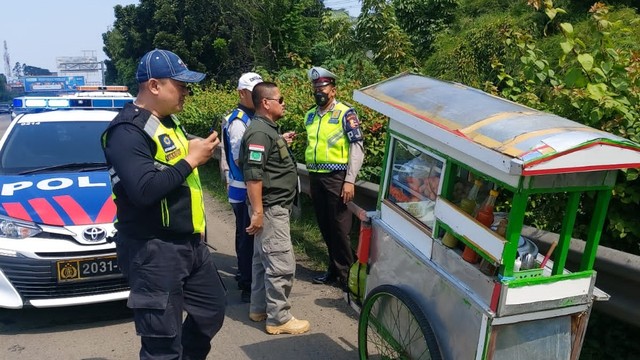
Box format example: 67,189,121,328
358,285,441,360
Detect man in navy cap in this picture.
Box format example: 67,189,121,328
102,49,226,360
304,66,364,290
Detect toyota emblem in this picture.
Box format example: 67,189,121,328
83,227,107,242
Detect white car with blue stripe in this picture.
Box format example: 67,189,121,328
0,89,133,308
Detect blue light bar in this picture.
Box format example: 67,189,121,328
12,95,133,111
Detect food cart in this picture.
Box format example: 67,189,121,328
346,73,640,359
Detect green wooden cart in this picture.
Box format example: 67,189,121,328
347,73,640,359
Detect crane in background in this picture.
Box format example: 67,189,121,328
3,40,11,79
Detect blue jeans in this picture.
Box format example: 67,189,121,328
231,201,254,290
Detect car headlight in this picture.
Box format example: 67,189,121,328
0,215,42,239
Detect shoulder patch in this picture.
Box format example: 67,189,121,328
248,144,264,163
305,112,315,126
343,109,363,142
344,109,360,129
230,108,251,125
249,144,265,152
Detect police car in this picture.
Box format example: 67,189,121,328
0,87,133,308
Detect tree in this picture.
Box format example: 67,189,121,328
23,65,52,76
0,73,12,102
392,0,458,57
102,0,327,90
356,0,417,75
488,1,640,254
12,62,22,78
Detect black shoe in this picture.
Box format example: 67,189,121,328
312,272,337,285
240,289,251,303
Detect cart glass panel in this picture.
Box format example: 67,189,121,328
386,139,444,230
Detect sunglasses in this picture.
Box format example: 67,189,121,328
265,96,285,104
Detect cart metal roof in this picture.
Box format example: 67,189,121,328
353,73,640,176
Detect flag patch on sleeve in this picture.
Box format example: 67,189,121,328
249,144,265,162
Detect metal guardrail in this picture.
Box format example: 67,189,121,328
296,164,640,327
522,226,640,327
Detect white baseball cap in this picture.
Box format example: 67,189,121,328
237,72,263,91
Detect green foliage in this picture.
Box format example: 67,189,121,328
487,2,640,254
356,0,418,76
103,0,326,89
424,14,520,87
392,0,458,57
320,11,359,59
178,63,388,184
179,84,238,138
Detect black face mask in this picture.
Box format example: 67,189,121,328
314,91,329,107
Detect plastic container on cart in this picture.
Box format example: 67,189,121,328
442,231,458,248
462,245,481,263
348,262,367,302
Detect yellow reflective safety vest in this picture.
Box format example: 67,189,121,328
304,102,350,173
102,106,206,236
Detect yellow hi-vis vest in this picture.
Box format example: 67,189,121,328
147,114,206,233
304,102,350,173
104,112,206,235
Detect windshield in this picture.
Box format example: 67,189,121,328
0,120,109,174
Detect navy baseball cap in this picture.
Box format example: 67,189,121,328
136,49,205,83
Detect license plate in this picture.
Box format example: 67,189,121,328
57,256,120,282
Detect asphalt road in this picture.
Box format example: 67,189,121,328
0,114,10,133
0,135,361,359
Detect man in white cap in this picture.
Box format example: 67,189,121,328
304,66,365,290
102,49,226,359
219,72,263,303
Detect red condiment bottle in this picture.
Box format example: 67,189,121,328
462,189,498,264
476,189,498,227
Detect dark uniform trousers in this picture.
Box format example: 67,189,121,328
231,201,254,290
309,170,355,286
116,233,226,360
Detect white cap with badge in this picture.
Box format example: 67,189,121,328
237,72,263,91
308,66,337,87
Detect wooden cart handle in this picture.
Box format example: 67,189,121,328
540,241,558,268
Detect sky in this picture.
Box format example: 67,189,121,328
325,0,361,16
0,0,361,77
0,0,139,75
